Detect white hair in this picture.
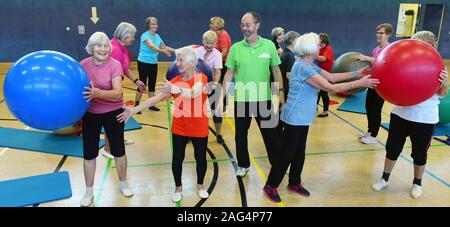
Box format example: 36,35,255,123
175,46,198,67
271,27,285,39
293,32,320,56
412,30,437,49
85,32,111,55
113,22,137,41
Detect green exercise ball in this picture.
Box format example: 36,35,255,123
438,94,450,125
332,52,372,95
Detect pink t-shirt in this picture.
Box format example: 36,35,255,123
110,38,130,74
80,57,124,114
195,46,223,70
372,43,389,58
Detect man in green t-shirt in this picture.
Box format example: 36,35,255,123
217,11,285,177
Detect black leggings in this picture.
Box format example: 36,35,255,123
365,88,385,137
82,108,125,160
137,61,158,92
385,114,435,166
266,122,309,188
172,133,208,187
317,90,329,111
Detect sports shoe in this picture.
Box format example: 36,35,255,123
361,136,378,144
236,167,250,177
149,106,160,111
101,149,114,159
80,192,94,207
197,189,209,199
410,184,422,199
359,132,371,138
216,135,225,144
172,191,183,203
124,139,135,145
263,184,281,203
317,112,329,118
372,179,389,191
120,183,134,197
287,183,310,197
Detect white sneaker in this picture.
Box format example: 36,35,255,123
372,179,389,191
124,139,135,145
120,183,134,197
361,136,378,144
197,189,209,199
172,192,183,203
236,167,250,177
410,184,422,199
359,132,371,138
101,149,114,159
80,193,94,207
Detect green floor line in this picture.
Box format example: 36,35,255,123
94,158,112,206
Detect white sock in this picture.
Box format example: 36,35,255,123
84,187,94,197
120,181,128,189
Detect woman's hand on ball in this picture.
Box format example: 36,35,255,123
359,75,380,89
438,68,448,87
83,82,102,101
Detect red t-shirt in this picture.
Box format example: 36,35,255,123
318,44,334,73
215,30,232,62
170,73,209,138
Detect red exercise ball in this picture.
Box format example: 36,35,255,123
371,39,443,106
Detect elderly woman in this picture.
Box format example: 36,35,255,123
80,32,133,207
279,31,300,101
263,32,379,203
271,27,285,56
135,17,176,113
372,31,448,199
117,46,210,203
195,31,225,144
101,22,146,159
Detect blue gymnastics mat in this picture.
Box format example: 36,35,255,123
337,90,367,114
0,171,72,207
102,116,142,133
381,123,450,137
0,127,104,158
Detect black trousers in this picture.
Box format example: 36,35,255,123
386,114,435,166
172,133,208,187
317,90,329,111
137,61,158,92
82,108,125,160
266,122,309,188
365,88,385,137
234,101,281,168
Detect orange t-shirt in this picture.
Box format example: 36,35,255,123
215,30,232,62
170,72,209,138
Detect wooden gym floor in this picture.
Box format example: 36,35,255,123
0,62,449,207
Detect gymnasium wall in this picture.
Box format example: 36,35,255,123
0,0,449,62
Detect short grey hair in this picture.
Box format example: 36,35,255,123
284,31,300,46
145,17,158,29
114,22,137,41
412,30,437,49
293,32,320,56
271,27,285,40
175,46,198,67
85,32,111,55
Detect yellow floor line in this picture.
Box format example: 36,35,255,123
223,114,285,207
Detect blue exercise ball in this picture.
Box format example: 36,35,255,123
166,58,214,82
4,50,90,131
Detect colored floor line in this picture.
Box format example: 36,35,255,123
94,158,112,206
328,108,450,188
223,113,285,207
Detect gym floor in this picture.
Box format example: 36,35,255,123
0,62,449,207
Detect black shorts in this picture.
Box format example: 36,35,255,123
82,108,125,160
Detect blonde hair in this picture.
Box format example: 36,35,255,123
293,32,320,56
210,17,225,30
271,27,285,40
114,22,137,41
412,30,437,49
202,30,218,42
85,32,111,55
